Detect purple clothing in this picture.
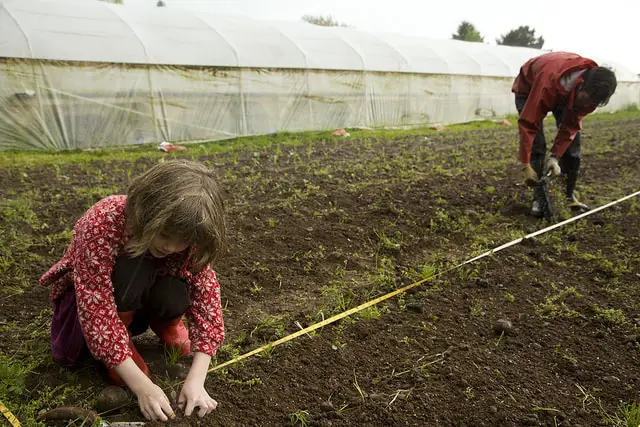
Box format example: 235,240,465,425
51,287,87,365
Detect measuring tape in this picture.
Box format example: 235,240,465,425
0,400,21,427
199,188,640,377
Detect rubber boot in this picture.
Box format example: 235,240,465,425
149,315,193,357
530,154,545,216
567,193,589,212
107,311,150,386
565,169,589,212
530,199,543,218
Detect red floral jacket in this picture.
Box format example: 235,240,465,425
40,195,225,369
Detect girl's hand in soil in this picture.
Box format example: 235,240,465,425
178,380,218,417
136,382,176,421
178,351,218,417
116,359,175,422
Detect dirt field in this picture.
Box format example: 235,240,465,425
1,111,639,426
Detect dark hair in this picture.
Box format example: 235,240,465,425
581,67,617,107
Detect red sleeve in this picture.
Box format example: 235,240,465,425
182,265,225,357
72,208,131,369
551,106,595,158
518,84,555,164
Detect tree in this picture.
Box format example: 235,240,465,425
451,21,484,43
497,25,544,49
99,0,123,3
301,14,350,28
157,0,166,6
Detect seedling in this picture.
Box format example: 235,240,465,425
353,372,366,402
288,410,309,427
163,344,182,369
592,306,627,326
504,292,515,303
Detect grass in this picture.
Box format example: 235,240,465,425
536,286,584,320
613,401,640,427
592,306,627,326
577,384,640,427
0,117,511,168
0,310,99,425
288,409,310,427
250,314,287,340
162,344,183,369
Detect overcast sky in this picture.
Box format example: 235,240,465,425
120,0,639,74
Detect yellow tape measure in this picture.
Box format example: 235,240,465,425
208,273,435,374
0,400,21,427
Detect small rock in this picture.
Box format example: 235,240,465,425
556,411,567,420
369,393,386,402
167,362,191,380
319,401,334,413
524,415,539,425
326,410,344,420
624,335,638,343
475,278,490,288
490,406,498,413
531,343,543,350
405,286,418,295
96,386,130,413
406,301,424,313
493,319,513,335
603,376,620,383
577,408,590,417
542,322,551,327
458,343,470,351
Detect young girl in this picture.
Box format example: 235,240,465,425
40,159,227,422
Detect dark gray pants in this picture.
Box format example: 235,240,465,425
111,253,189,336
515,95,581,199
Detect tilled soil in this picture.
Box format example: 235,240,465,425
1,114,639,426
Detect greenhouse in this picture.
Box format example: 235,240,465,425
0,0,638,150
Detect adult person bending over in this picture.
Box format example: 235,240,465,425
513,51,617,217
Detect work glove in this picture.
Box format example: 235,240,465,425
544,156,561,177
521,164,539,186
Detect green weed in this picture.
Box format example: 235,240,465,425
251,314,287,340
504,292,515,303
469,298,485,317
536,286,583,319
289,409,310,426
163,344,183,369
592,306,626,326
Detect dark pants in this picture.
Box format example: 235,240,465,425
112,253,190,336
515,95,581,199
50,254,189,366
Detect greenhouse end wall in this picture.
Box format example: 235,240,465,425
1,59,638,151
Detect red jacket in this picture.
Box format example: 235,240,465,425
513,51,598,164
40,195,225,369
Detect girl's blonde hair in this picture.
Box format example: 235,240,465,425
124,159,226,271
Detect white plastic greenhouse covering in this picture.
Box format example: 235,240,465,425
0,0,639,150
